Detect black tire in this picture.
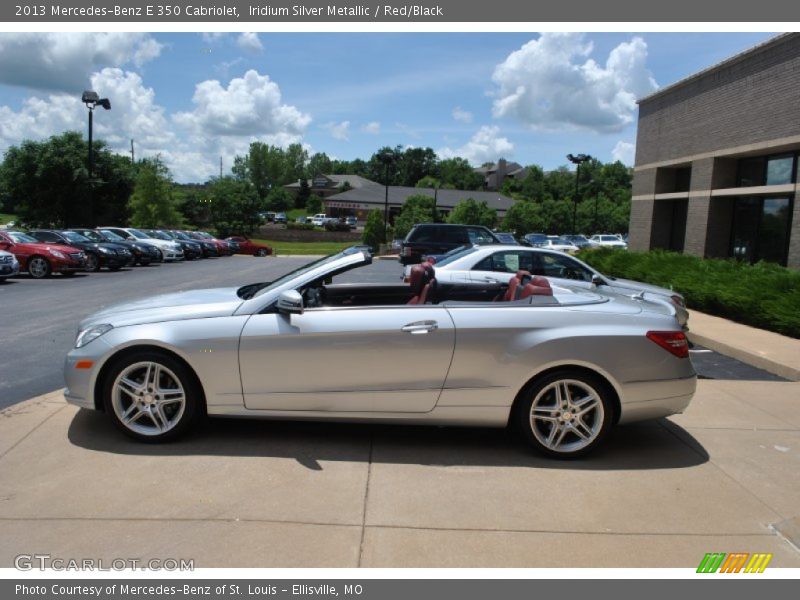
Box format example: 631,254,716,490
61,271,77,277
108,265,122,271
28,255,51,279
85,252,100,272
515,369,614,459
256,248,268,257
101,349,203,443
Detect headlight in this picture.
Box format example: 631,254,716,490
75,324,113,348
98,247,111,254
48,249,65,259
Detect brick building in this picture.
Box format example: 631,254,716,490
630,33,800,268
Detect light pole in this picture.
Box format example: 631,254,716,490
82,90,111,226
377,149,396,244
567,153,591,236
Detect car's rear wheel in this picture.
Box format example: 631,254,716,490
85,253,100,272
256,248,268,257
28,256,51,279
102,351,202,442
516,370,613,459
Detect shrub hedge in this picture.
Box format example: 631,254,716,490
576,248,800,339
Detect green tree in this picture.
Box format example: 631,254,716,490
437,157,483,190
362,209,386,251
393,194,437,239
265,187,293,212
295,177,311,209
446,198,496,228
129,157,182,228
415,175,441,189
501,200,544,236
306,152,333,177
208,176,262,237
0,131,133,227
306,193,323,215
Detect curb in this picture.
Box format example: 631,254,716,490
686,330,800,382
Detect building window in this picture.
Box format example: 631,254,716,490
736,153,797,187
674,167,691,192
730,196,793,266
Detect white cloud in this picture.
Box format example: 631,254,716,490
437,126,514,166
173,69,310,139
237,32,263,54
361,121,381,134
611,140,636,165
323,120,351,141
0,33,163,92
452,106,473,123
491,33,657,133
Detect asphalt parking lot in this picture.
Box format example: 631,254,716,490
1,254,798,568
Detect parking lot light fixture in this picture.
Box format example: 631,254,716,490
82,90,111,227
567,153,591,236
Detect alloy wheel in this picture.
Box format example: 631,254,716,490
111,361,186,437
529,379,605,454
28,257,50,278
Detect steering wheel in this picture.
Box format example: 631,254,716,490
304,286,324,308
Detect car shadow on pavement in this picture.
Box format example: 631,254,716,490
68,409,708,471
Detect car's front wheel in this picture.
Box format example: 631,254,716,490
102,351,202,442
516,370,613,459
85,253,100,272
256,248,268,257
28,256,51,279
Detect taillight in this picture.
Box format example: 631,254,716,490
670,294,686,308
646,331,689,358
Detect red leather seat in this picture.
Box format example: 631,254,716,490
503,270,533,301
519,275,553,298
408,263,436,304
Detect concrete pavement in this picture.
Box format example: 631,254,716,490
1,379,798,568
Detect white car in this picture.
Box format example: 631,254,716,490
0,249,20,280
101,227,184,262
544,236,580,254
427,245,689,328
311,214,329,227
590,234,628,249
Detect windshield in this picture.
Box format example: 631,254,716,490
172,231,190,240
555,237,573,245
62,231,89,243
127,229,149,240
601,235,618,241
78,230,104,242
196,232,213,239
99,229,126,241
145,230,172,240
7,232,38,243
433,245,478,267
249,250,361,299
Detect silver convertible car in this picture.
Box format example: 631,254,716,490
64,247,696,458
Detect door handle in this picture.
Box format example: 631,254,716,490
401,320,438,334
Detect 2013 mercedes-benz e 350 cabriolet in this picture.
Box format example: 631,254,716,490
64,247,696,457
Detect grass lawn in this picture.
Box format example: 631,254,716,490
0,213,16,225
252,239,355,256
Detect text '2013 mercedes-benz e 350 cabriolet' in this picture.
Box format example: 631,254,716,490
64,247,696,458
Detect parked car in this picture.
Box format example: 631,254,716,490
0,230,85,278
522,233,549,247
0,249,20,280
273,213,288,225
29,229,133,272
64,246,695,457
169,230,218,258
542,236,580,254
400,223,502,266
345,216,358,229
425,244,689,328
185,231,232,256
71,228,160,266
311,213,329,227
146,230,202,260
563,234,596,249
225,236,273,257
101,227,184,262
590,234,628,249
295,216,310,224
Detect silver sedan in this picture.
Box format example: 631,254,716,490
420,245,689,328
64,247,696,458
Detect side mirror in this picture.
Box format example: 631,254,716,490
591,274,605,286
277,290,304,315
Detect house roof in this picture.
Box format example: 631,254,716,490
325,185,517,212
285,174,380,189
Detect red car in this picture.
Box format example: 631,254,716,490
0,230,86,278
225,236,273,257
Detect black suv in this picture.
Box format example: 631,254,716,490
400,223,501,265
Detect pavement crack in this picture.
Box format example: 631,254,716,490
0,404,67,462
357,430,375,567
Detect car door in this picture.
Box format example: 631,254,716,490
239,305,456,413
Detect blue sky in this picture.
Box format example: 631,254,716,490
0,32,775,182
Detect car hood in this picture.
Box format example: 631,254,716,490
81,287,244,329
608,277,678,298
18,242,81,254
